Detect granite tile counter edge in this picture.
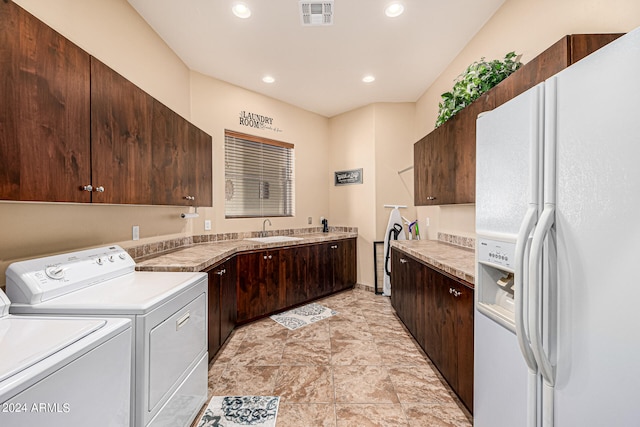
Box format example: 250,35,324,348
390,240,475,286
132,229,358,273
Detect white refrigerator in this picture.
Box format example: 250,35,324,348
474,27,640,427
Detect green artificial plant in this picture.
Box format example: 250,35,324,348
435,51,522,127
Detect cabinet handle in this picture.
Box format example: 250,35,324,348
263,255,273,260
400,258,408,264
216,269,226,275
426,196,437,201
449,287,461,297
268,255,272,259
184,195,195,201
331,245,338,249
81,185,105,192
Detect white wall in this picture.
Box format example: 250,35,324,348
189,72,330,235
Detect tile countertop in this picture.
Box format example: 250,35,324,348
390,239,475,286
135,231,358,273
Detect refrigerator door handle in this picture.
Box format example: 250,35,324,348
514,205,538,371
515,205,540,427
528,204,556,386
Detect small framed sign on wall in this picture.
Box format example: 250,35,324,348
334,168,363,186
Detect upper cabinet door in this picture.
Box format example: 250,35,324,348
151,100,212,207
0,1,91,202
90,57,153,204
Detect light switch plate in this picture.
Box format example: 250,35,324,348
204,220,212,231
132,225,140,241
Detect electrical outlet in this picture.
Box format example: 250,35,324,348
132,225,140,241
204,220,212,231
307,216,312,224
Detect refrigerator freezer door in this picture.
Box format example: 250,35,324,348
476,84,544,238
475,84,545,427
474,311,531,427
550,27,640,426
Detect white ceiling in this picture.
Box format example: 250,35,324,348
127,0,505,118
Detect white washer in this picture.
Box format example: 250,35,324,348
6,245,208,427
0,289,132,427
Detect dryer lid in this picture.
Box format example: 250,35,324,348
0,316,105,383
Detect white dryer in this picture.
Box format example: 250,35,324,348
0,289,132,427
6,245,208,427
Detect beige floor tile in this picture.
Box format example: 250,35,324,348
202,289,473,427
335,403,409,427
281,340,331,365
333,365,399,404
387,366,455,404
228,339,285,366
330,339,382,365
209,365,279,396
274,366,334,403
277,403,337,427
287,320,331,341
206,364,227,398
329,321,373,341
375,340,432,367
241,318,290,342
402,403,472,427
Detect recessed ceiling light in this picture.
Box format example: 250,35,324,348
262,75,275,83
232,2,251,19
385,2,404,18
362,75,375,83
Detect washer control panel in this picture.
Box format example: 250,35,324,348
6,245,135,304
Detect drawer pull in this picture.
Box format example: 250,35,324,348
176,312,190,330
400,258,408,264
449,288,461,297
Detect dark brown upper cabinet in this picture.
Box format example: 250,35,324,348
0,0,91,202
414,33,623,206
0,1,212,206
91,57,153,205
151,100,213,207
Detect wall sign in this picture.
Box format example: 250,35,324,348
239,110,283,133
334,168,363,186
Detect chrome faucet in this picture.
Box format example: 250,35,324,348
261,218,272,237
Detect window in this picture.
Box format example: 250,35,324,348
224,130,295,218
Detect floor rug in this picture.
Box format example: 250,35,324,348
196,396,280,427
270,302,338,330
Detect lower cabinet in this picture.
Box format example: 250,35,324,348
390,248,474,412
204,256,237,362
237,238,357,324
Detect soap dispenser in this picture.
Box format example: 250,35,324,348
322,218,329,233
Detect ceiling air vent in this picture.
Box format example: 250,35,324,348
299,1,334,26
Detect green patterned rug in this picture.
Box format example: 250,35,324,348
196,396,279,427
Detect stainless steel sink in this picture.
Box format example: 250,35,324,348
244,236,304,243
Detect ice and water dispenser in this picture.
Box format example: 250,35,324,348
477,238,518,332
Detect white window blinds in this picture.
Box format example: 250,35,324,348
224,130,295,218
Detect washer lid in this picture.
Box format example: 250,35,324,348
0,289,10,318
0,316,105,382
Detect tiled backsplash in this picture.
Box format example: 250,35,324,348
126,226,358,261
437,232,475,250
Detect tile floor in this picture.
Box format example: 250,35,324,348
196,289,473,426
